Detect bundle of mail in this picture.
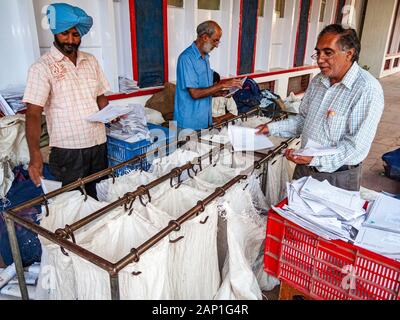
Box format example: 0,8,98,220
354,193,400,261
0,86,26,115
118,76,139,94
272,176,367,242
105,103,150,143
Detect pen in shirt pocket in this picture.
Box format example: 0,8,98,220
326,108,336,118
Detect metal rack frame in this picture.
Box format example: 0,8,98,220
3,108,294,300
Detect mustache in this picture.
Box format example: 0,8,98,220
55,38,81,53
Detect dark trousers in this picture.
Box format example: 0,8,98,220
293,164,362,191
49,143,108,200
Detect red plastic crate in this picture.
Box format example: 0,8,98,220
264,199,400,300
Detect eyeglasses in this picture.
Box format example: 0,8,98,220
210,37,221,45
311,50,344,61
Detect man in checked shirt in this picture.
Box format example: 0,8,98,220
257,24,384,191
23,3,112,199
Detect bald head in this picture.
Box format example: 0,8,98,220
196,20,221,38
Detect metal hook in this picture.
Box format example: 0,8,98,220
250,160,261,176
128,196,136,210
79,180,88,201
199,216,209,224
130,248,140,263
170,168,182,189
109,168,116,184
187,167,194,179
43,194,50,217
137,186,151,207
65,224,76,244
212,152,220,167
169,236,184,243
60,247,69,256
168,220,181,232
195,200,206,216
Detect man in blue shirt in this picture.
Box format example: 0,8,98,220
174,20,243,131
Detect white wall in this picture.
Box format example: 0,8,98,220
0,0,40,90
359,0,397,77
167,0,239,81
255,0,274,72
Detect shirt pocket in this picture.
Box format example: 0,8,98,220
324,114,347,143
83,78,99,99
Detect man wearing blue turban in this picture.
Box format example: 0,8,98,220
23,3,112,199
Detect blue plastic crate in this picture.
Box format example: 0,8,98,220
107,123,176,176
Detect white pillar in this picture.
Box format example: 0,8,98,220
359,0,397,78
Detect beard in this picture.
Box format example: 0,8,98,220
203,42,213,53
54,36,81,55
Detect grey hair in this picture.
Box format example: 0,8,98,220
318,24,361,62
196,20,220,37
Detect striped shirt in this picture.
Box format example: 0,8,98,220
23,45,110,149
268,62,384,173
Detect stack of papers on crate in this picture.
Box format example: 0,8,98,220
118,76,139,93
0,263,40,300
0,86,26,115
107,104,150,143
355,193,400,261
272,176,367,242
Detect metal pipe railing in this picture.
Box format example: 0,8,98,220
54,142,226,239
8,107,272,215
4,110,294,300
112,138,295,272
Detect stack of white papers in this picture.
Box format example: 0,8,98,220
361,193,400,233
273,176,367,242
354,194,400,260
106,103,150,143
293,139,340,157
86,104,139,123
118,76,139,93
228,125,274,151
223,77,247,98
300,176,366,221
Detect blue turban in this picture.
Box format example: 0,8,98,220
47,3,93,37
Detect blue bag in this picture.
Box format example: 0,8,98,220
233,78,262,114
382,148,400,181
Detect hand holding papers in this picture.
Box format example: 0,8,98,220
223,77,247,98
86,104,141,123
228,125,274,151
293,139,340,157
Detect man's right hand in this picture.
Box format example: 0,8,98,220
28,155,44,187
221,78,244,90
256,124,269,135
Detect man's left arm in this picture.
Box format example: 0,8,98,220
97,94,109,110
309,85,384,173
94,58,111,110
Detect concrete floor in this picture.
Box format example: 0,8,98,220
361,72,400,194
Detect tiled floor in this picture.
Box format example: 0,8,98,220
361,73,400,194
